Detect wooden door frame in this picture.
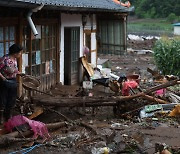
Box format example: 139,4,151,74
64,27,80,85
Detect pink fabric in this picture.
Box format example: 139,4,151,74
83,46,90,55
156,88,166,96
122,81,138,96
4,115,50,139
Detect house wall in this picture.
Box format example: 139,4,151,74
60,13,97,84
0,7,61,96
174,26,180,35
84,14,97,66
60,13,83,84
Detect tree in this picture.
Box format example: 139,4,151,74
131,0,180,19
167,13,178,23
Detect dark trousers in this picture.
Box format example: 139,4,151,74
0,78,17,111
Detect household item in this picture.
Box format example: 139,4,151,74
22,75,53,96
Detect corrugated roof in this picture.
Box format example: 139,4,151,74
173,23,180,26
0,0,134,12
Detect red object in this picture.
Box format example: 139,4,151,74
122,81,138,96
4,115,50,139
113,0,131,7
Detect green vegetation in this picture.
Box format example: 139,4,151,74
127,19,173,36
129,0,180,22
153,37,180,76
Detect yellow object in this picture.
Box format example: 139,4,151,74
169,104,180,117
103,147,109,154
81,56,94,77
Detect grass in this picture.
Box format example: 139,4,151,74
127,18,174,36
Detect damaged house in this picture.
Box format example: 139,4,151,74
0,0,133,96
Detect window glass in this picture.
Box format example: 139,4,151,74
32,39,36,51
23,26,29,40
33,25,57,75
36,39,40,50
52,37,55,47
45,26,49,36
42,26,45,38
32,52,36,65
5,42,9,54
99,20,125,54
25,66,29,74
5,27,9,40
10,27,15,40
0,43,4,57
0,27,3,41
0,26,15,56
10,41,14,47
42,51,45,62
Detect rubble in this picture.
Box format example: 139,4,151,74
0,52,180,154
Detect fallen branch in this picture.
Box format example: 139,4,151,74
142,95,169,104
0,137,35,146
46,108,73,123
78,122,97,135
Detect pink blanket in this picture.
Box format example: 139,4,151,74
4,115,50,139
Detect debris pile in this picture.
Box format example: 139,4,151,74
0,53,180,154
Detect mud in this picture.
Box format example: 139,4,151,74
1,39,180,154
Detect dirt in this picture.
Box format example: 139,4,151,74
0,39,180,154
127,37,157,50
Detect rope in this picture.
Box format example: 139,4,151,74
8,143,43,154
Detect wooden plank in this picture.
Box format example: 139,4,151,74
17,13,23,97
0,18,19,25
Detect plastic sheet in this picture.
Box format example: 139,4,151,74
4,115,50,139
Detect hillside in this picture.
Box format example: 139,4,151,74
129,0,180,21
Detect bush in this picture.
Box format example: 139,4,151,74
153,37,180,76
167,13,177,23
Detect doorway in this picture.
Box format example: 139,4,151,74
64,27,80,85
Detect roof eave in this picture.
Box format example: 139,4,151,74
0,0,134,13
44,5,134,13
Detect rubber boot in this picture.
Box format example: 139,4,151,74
0,110,4,125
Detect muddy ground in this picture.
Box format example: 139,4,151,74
0,39,180,154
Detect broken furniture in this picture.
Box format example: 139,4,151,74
80,56,110,91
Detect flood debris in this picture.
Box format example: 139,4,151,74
0,121,67,147
140,103,178,118
1,53,180,153
155,142,172,154
169,104,180,117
